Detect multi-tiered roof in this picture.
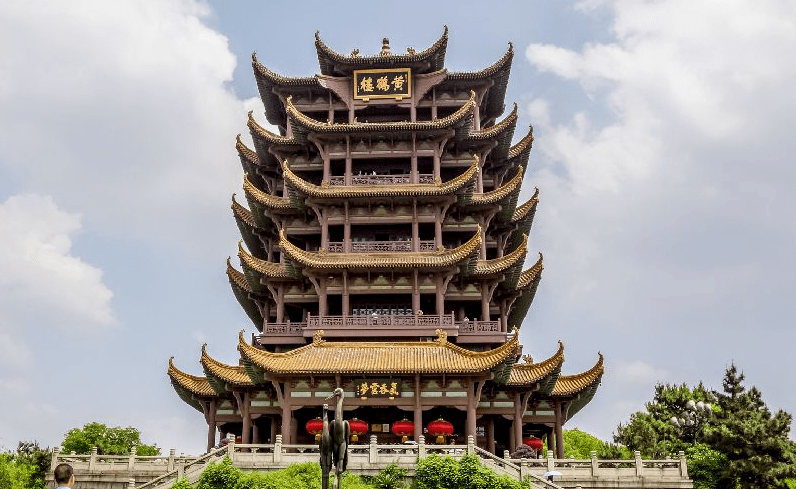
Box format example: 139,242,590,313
169,28,602,457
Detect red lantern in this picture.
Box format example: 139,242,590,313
306,417,324,442
523,436,543,451
391,418,415,443
348,418,368,443
427,418,454,444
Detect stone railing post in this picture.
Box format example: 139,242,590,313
51,447,60,470
227,434,235,461
519,458,528,480
168,448,175,471
547,450,554,471
274,435,282,463
467,435,474,455
369,435,378,463
590,450,598,476
503,450,510,461
679,451,688,478
128,444,137,471
89,447,97,471
634,450,643,476
177,457,184,479
127,478,136,489
418,437,426,458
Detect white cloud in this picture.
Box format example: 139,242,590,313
0,0,250,255
0,194,114,331
522,0,796,438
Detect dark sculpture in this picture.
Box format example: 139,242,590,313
320,387,349,489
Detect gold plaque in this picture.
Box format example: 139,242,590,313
353,68,411,101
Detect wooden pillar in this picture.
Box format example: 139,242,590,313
554,401,565,458
434,214,442,248
412,200,419,252
318,279,328,316
269,417,276,443
281,407,291,444
412,270,420,314
252,420,260,444
514,393,523,449
481,284,490,321
547,427,556,457
239,393,252,444
433,146,441,181
323,154,330,181
203,400,217,453
414,373,423,443
342,272,349,316
345,138,352,185
411,135,418,184
486,416,495,454
435,276,444,314
320,210,329,250
343,204,351,253
508,420,516,452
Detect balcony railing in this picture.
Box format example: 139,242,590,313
254,315,503,346
327,240,436,253
328,174,435,186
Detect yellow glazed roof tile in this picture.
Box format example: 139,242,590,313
473,234,528,276
508,126,534,160
466,104,517,141
238,328,519,374
238,242,295,279
286,90,476,134
280,227,480,270
511,189,539,223
201,345,253,387
231,194,257,228
168,357,216,397
447,43,513,81
283,156,478,199
551,354,604,396
235,134,260,164
226,257,252,292
471,165,524,206
507,341,565,385
243,174,295,211
517,254,544,289
248,112,302,146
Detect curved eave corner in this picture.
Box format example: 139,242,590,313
315,26,448,76
470,234,528,284
226,257,265,330
168,357,216,412
201,344,254,391
507,254,543,327
507,340,564,390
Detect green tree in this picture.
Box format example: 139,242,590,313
14,441,50,489
61,422,160,455
0,453,35,489
561,429,631,459
614,382,715,457
704,364,796,489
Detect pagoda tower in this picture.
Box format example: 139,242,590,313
168,28,603,457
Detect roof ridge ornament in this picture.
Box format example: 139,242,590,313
434,329,447,343
313,330,326,344
380,37,391,57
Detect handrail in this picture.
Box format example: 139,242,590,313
135,445,227,489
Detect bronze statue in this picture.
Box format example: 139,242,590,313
320,387,349,489
320,404,333,489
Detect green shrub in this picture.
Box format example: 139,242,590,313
233,462,368,489
367,462,408,489
414,454,522,489
171,476,193,489
196,456,241,489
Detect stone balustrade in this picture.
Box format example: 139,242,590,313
49,437,692,489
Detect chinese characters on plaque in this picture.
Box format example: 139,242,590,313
353,68,411,101
356,379,400,399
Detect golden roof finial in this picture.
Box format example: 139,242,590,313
522,354,534,364
380,37,391,56
313,330,326,344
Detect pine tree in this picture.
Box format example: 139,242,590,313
705,364,796,489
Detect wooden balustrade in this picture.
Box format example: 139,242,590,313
327,240,436,253
328,174,434,186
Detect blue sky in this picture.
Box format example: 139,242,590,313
1,0,795,453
